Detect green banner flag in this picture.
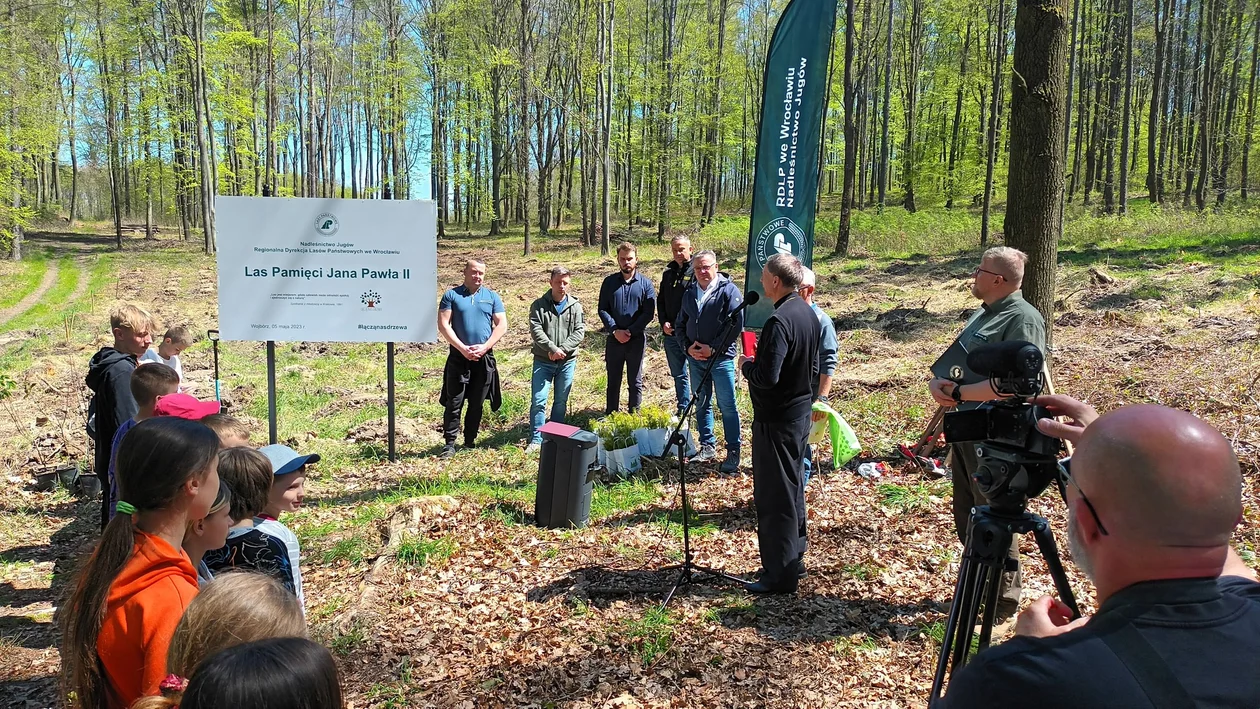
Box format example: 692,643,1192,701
743,0,838,328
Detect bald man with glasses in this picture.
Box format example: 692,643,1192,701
928,246,1046,620
940,394,1259,708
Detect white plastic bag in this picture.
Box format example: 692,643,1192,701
634,428,669,457
606,445,642,475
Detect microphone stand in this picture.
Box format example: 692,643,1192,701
659,302,752,608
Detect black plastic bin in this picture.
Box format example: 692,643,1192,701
535,428,599,529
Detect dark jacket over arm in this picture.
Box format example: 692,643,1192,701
657,260,694,327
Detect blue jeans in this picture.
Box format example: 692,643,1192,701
662,334,691,413
686,356,741,452
530,357,576,444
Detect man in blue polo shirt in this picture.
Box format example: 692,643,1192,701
437,259,507,458
597,241,656,414
940,395,1260,708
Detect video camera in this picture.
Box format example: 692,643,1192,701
942,341,1061,512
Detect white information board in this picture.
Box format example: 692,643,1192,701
216,197,438,343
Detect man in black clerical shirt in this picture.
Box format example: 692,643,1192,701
940,395,1260,708
737,253,820,594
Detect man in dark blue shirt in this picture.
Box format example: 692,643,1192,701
597,242,656,414
437,259,507,457
939,396,1260,708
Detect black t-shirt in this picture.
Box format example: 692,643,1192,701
940,576,1260,708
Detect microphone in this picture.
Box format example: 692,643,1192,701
720,291,760,322
966,340,1044,378
732,290,760,313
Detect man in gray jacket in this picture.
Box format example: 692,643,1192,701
527,266,587,451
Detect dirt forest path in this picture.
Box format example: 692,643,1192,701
0,260,59,328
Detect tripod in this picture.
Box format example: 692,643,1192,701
660,310,747,608
929,504,1079,703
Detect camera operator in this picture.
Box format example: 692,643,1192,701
940,394,1260,708
930,247,1045,619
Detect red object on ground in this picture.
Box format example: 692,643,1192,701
741,331,757,359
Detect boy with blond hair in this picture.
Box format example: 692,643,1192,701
140,325,193,388
199,413,252,448
86,303,156,530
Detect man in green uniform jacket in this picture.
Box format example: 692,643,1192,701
928,246,1046,620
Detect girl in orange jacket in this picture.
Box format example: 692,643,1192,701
60,417,221,709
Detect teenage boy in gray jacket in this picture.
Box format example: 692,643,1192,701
527,267,587,450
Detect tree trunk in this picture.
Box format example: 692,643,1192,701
1147,0,1174,203
981,0,1009,247
95,0,123,248
901,0,924,212
1004,0,1069,337
657,0,678,240
489,65,505,235
601,0,613,255
878,0,893,209
835,0,857,256
519,0,532,255
1102,0,1123,214
946,22,973,210
1194,0,1215,212
1118,0,1134,213
7,0,19,260
1242,8,1259,200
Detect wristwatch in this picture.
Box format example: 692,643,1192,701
950,383,964,404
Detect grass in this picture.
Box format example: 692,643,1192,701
834,634,880,657
662,504,719,539
395,534,456,567
876,480,950,512
0,258,77,335
842,561,881,581
310,594,350,622
328,618,368,656
590,478,661,519
0,253,49,310
619,606,678,666
322,533,376,565
701,593,757,623
295,520,340,544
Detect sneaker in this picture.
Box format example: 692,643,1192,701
525,442,541,454
719,451,740,473
439,444,456,459
692,444,717,462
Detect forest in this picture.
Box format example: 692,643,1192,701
1,0,1257,256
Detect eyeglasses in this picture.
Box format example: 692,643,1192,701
972,267,1007,281
1058,461,1109,536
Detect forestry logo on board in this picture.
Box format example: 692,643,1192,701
753,216,805,267
314,212,340,237
361,290,382,311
